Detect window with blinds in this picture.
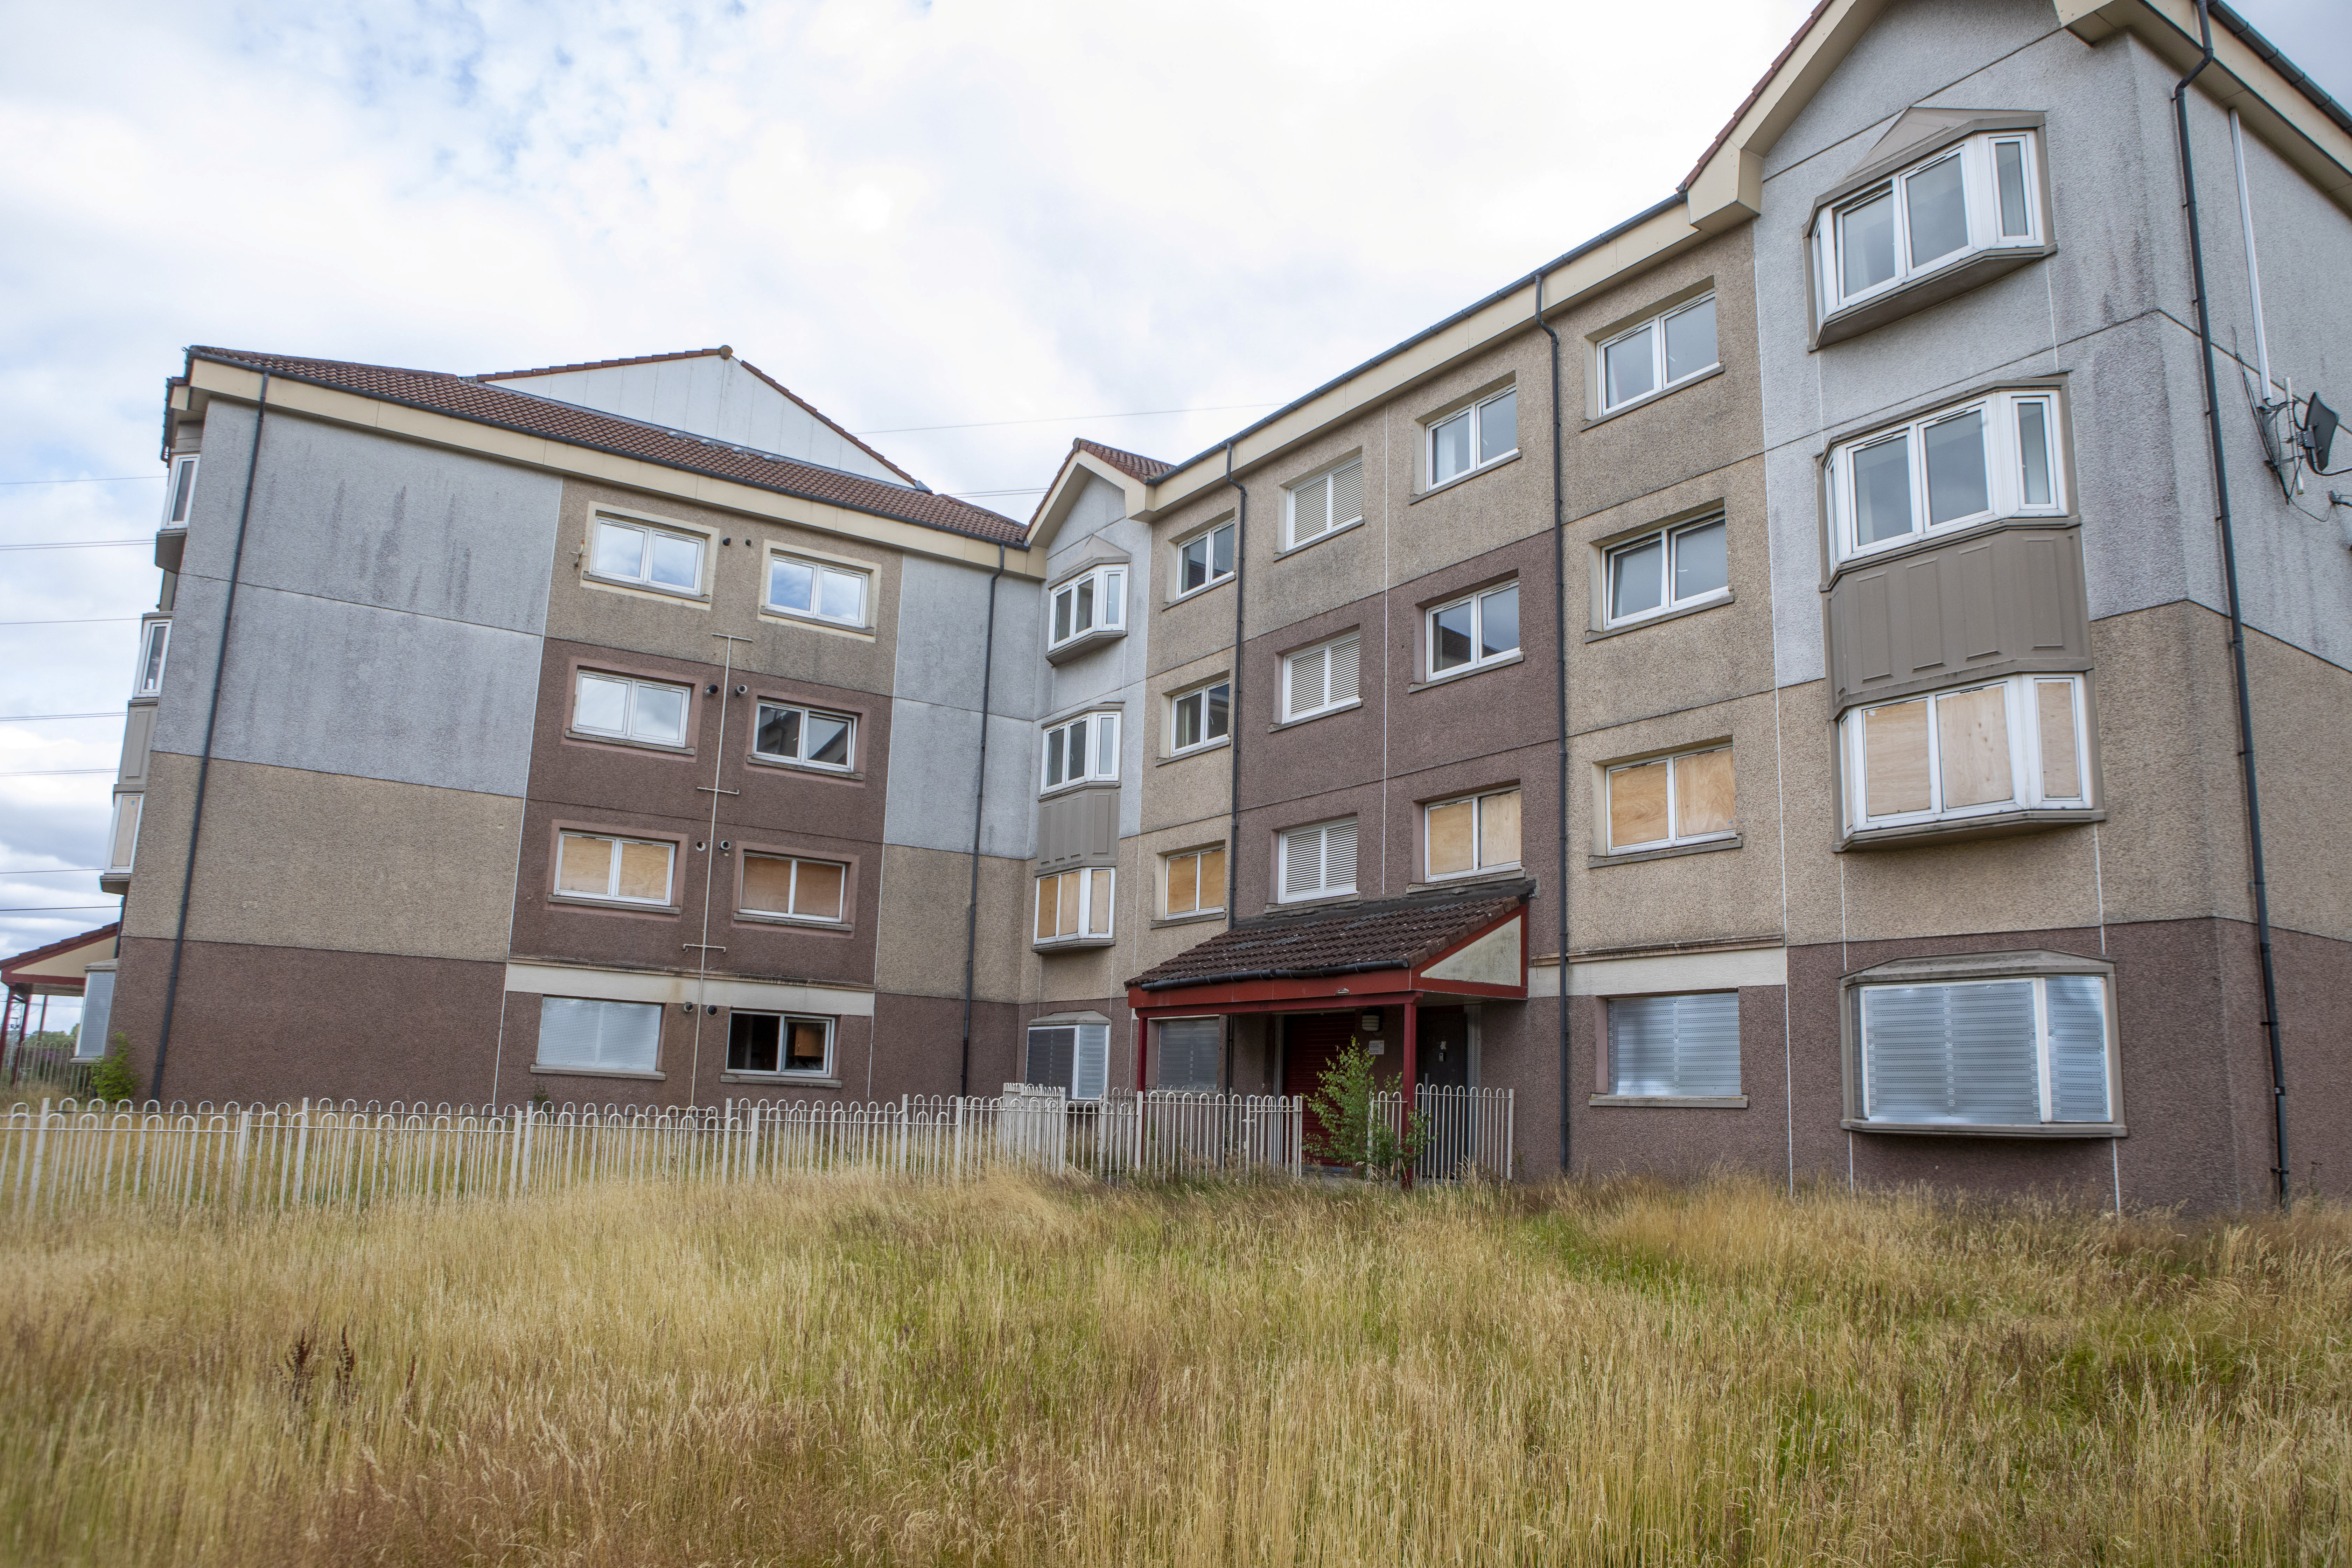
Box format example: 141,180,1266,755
1859,973,2111,1126
1156,1017,1223,1092
1278,818,1358,903
537,997,662,1074
1025,1022,1110,1100
1285,458,1364,548
555,832,674,905
1282,634,1360,721
1607,992,1741,1098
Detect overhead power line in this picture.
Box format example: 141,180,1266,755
0,904,119,914
0,476,159,486
0,868,104,875
0,713,118,722
0,539,150,552
0,619,139,628
855,400,1282,437
0,769,114,777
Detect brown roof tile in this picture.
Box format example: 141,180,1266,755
1073,438,1173,482
1128,882,1530,992
187,348,1029,546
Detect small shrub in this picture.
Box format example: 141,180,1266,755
1305,1042,1429,1182
86,1033,139,1106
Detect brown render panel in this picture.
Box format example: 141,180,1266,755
1037,787,1119,871
1826,523,2091,711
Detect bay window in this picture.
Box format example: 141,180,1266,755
1042,711,1119,791
1035,867,1114,946
1050,565,1125,650
162,454,200,526
1814,130,2044,320
1842,673,2090,833
1855,970,2114,1129
1025,1020,1110,1100
133,618,170,698
1829,389,2064,562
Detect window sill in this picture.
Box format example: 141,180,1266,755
735,911,852,931
1409,449,1520,504
720,1073,842,1089
744,754,863,783
1275,516,1364,559
1268,699,1363,733
98,871,131,895
549,892,684,916
1035,937,1117,953
1590,1094,1749,1109
1166,576,1233,607
1407,650,1524,692
1586,591,1734,643
566,729,694,758
583,573,709,606
128,694,160,710
757,610,876,643
1813,244,2054,350
1582,364,1724,430
531,1064,665,1081
1842,1117,2125,1140
1152,911,1227,930
1158,737,1231,765
1589,835,1741,870
1267,892,1360,915
1044,625,1127,665
1836,810,2103,853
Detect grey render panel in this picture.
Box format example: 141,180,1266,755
1047,476,1128,563
892,553,1044,721
1764,440,1830,686
1037,787,1120,871
1825,524,2090,710
117,705,156,791
151,577,544,797
881,701,1037,860
181,405,563,636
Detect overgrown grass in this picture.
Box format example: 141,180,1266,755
3,1175,2348,1565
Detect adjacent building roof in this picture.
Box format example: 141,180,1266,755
1129,882,1531,991
183,348,1030,547
1072,439,1172,482
2,922,119,995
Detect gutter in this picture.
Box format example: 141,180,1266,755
151,370,270,1100
2175,0,2293,1207
957,545,1007,1096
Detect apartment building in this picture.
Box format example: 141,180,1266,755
94,0,2349,1209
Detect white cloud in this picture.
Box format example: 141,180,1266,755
0,0,2341,963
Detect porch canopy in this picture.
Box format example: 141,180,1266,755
1124,881,1530,1104
3,921,119,1063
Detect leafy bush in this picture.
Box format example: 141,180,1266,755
86,1033,139,1106
1304,1042,1428,1181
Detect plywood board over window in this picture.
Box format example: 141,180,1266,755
1604,748,1735,855
1842,673,2090,835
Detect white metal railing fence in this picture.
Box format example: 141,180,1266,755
1373,1085,1515,1182
0,1087,1308,1216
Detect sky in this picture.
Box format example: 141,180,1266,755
1,0,2345,1029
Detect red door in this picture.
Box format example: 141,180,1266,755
1282,1012,1361,1160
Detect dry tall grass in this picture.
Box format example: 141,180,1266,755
2,1174,2348,1565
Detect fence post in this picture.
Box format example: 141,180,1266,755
233,1109,251,1210
292,1098,310,1208
22,1099,51,1217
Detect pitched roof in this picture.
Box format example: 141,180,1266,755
477,346,924,488
1072,438,1172,482
1128,882,1530,992
186,348,1029,546
2,922,119,987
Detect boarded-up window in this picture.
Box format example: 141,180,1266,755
1165,845,1225,917
1608,992,1740,1097
1287,458,1364,547
106,794,141,872
742,854,847,922
1605,748,1734,853
1427,789,1521,878
556,833,673,905
1035,868,1113,944
1936,683,2013,808
1283,635,1361,720
1860,973,2110,1126
1279,819,1358,902
1157,1017,1223,1092
1848,674,2090,830
1862,700,1932,817
2036,679,2082,800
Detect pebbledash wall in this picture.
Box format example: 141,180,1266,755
102,0,2352,1209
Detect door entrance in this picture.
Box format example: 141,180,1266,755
1416,1006,1471,1091
1281,1011,1360,1157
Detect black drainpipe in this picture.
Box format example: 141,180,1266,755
957,542,1007,1097
1530,270,1571,1175
2176,0,2291,1207
1222,443,1248,917
152,369,269,1101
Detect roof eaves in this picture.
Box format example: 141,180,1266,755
2210,1,2352,141
1,920,119,976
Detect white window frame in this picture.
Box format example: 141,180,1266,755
536,996,662,1075
1034,867,1116,947
1856,971,2115,1128
1023,1020,1110,1101
1162,844,1226,918
572,671,692,747
764,552,870,629
1425,385,1520,489
1168,678,1231,756
1283,457,1365,550
587,515,706,596
106,793,141,873
1604,746,1737,854
1048,564,1126,650
1814,131,2045,320
1602,516,1729,628
1423,789,1521,881
554,832,676,906
1280,634,1361,722
1606,991,1742,1099
1172,520,1236,599
738,852,850,925
132,618,171,699
1596,294,1720,415
1040,710,1120,793
1424,582,1521,680
750,701,855,771
1277,817,1359,904
1827,389,2066,564
1841,673,2092,833
161,455,200,526
725,1011,835,1078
